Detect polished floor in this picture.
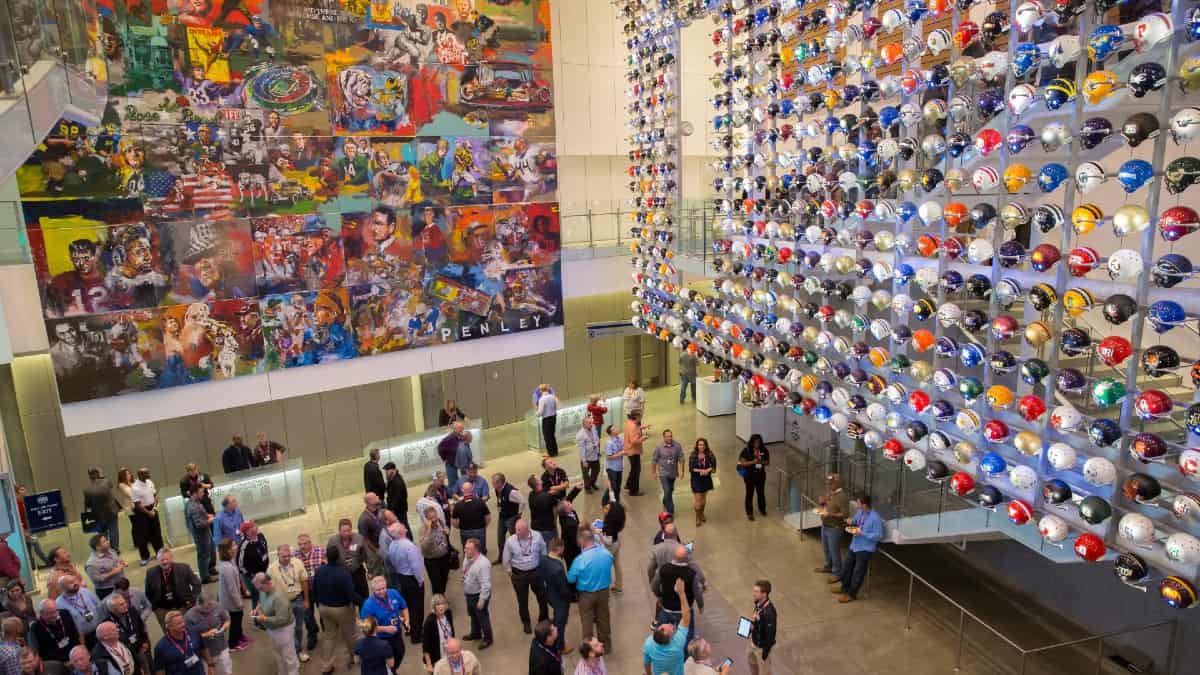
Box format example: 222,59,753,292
43,386,1017,674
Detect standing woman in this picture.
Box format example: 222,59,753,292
216,538,249,651
419,506,453,596
437,400,467,427
114,470,135,560
622,411,649,497
737,434,770,521
420,594,455,673
689,438,717,527
621,379,645,418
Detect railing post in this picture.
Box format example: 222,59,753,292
1166,619,1178,675
1094,637,1104,675
954,609,965,671
904,574,914,631
1019,653,1027,675
586,206,595,248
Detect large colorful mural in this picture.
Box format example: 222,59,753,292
19,0,560,403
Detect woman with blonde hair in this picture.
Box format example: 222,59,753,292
354,616,394,675
420,593,455,672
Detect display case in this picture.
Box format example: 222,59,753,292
696,377,738,416
162,459,306,542
736,401,787,444
525,392,623,451
367,423,485,480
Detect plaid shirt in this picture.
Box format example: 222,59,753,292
296,545,325,579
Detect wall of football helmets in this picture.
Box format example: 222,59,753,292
622,0,1200,609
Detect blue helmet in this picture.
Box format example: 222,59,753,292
857,140,878,164
1148,300,1186,333
959,343,986,368
947,132,971,158
1117,159,1155,193
935,336,960,359
905,0,929,23
1190,6,1200,41
1011,43,1042,78
1087,24,1125,61
1037,163,1070,193
897,201,918,223
1043,77,1076,110
977,88,1005,118
980,452,1007,476
940,270,964,292
880,105,900,129
895,263,916,284
861,80,881,101
842,84,861,104
927,64,950,89
1088,418,1122,447
813,405,832,423
778,98,795,117
1006,125,1036,154
1153,254,1194,288
824,116,841,135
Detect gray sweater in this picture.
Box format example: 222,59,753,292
217,561,243,614
461,554,491,600
258,586,293,630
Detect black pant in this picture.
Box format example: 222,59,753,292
744,473,767,516
497,516,517,561
385,632,405,667
582,460,601,491
509,568,549,625
229,609,244,645
131,511,163,561
396,573,424,642
424,555,451,595
542,416,559,456
627,455,642,493
550,600,569,651
351,568,369,606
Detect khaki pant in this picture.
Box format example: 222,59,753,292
605,539,622,590
267,624,301,675
747,645,772,675
319,604,357,671
577,590,611,651
213,648,233,675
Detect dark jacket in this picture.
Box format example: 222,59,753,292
385,473,408,518
601,502,625,543
437,408,466,427
107,608,149,660
364,461,386,501
537,555,571,609
528,490,558,532
420,610,455,666
751,600,777,659
436,432,460,464
92,640,141,675
237,535,271,577
31,610,81,662
222,443,256,473
144,562,201,610
558,509,581,567
528,640,562,675
83,480,121,525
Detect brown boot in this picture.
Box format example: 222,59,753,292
695,509,703,527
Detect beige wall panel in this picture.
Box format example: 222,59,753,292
585,0,619,67
587,68,621,157
61,429,117,516
13,356,56,416
450,367,486,428
559,64,591,156
107,423,166,497
591,335,623,393
200,409,249,472
564,332,592,399
241,400,288,449
538,351,568,399
388,378,417,436
24,412,71,509
511,355,543,416
555,0,589,66
354,382,395,448
320,387,363,463
156,416,207,481
481,360,515,426
280,396,328,467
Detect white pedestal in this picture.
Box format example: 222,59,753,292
696,378,737,417
735,401,787,444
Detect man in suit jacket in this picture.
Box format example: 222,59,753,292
142,549,201,632
363,448,386,502
83,469,121,553
221,435,257,474
384,462,410,533
537,539,571,653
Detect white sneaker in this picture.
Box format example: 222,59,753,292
299,653,310,663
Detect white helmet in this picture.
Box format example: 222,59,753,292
1074,162,1106,194
972,166,1001,193
915,266,938,292
871,289,893,311
870,318,891,341
918,201,943,226
903,449,927,472
872,261,894,283
1007,84,1038,116
825,29,845,52
1179,449,1200,481
874,201,897,221
1050,405,1084,432
878,138,900,161
955,409,982,433
1118,513,1156,545
891,293,913,314
1133,13,1173,53
851,285,872,307
818,252,836,272
1169,107,1200,145
1107,249,1144,282
1046,443,1077,470
879,75,902,98
899,103,923,128
1165,532,1200,565
805,225,823,244
882,8,905,33
1014,1,1044,32
866,402,888,424
967,238,994,264
1010,465,1037,490
894,233,913,254
921,134,947,160
1038,514,1069,542
937,303,962,328
948,94,974,122
1172,493,1200,522
829,412,849,432
1082,456,1117,487
1047,34,1081,69
976,51,1009,81
927,28,952,55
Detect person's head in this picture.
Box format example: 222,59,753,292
589,394,601,404
578,636,605,661
104,591,128,617
256,431,268,445
749,433,765,451
662,522,678,541
652,621,676,644
50,546,71,566
38,599,59,622
58,574,80,595
672,545,688,564
460,481,475,498
753,579,772,603
240,520,259,540
423,506,439,522
359,616,378,638
87,467,103,481
534,620,556,647
464,538,480,560
548,537,564,557
68,239,99,276
232,434,243,446
663,429,674,445
277,544,292,565
466,462,478,479
491,472,506,490
338,518,353,538
195,592,217,613
538,383,549,393
116,469,133,485
68,645,91,671
369,448,380,462
542,457,558,472
325,546,341,566
857,494,872,511
527,475,542,492
297,534,312,553
364,493,381,512
89,534,109,553
165,611,186,639
383,461,397,479
136,467,152,481
252,572,272,593
96,621,119,645
576,529,594,551
628,378,639,390
694,438,709,455
452,421,465,436
223,495,239,512
827,473,842,490
1,616,23,640
514,518,529,538
218,538,237,562
582,416,594,430
5,580,25,602
370,575,388,600
18,647,40,674
185,462,199,478
687,638,712,663
431,593,449,617
445,399,457,411
158,548,174,567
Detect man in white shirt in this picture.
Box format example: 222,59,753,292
576,417,602,493
129,468,164,566
535,384,559,457
684,638,731,675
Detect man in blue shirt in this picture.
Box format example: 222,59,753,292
380,523,424,645
642,579,691,675
359,576,409,667
153,611,211,675
566,529,613,654
834,494,884,604
452,464,490,502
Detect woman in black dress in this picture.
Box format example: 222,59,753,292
737,433,770,521
689,437,717,527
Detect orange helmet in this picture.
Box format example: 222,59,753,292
880,42,904,66
912,329,936,352
943,202,969,227
917,234,942,258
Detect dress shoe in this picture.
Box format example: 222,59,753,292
747,513,756,521
838,594,854,604
831,586,845,595
827,577,842,585
813,567,831,574
478,640,493,650
759,510,768,516
523,622,532,634
462,634,481,641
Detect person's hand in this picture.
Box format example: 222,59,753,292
718,662,732,675
673,578,685,594
575,480,585,490
303,599,310,611
476,599,484,610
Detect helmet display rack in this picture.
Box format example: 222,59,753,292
622,0,1200,609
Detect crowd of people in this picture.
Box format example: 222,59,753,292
0,390,895,675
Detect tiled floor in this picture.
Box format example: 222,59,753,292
42,386,1022,674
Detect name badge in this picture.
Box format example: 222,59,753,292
57,637,70,648
164,591,175,602
755,464,762,469
128,634,138,644
184,654,199,667
349,544,357,552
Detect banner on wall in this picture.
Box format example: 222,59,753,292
17,1,560,404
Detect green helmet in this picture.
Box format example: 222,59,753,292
1165,156,1200,195
1091,378,1127,409
1020,358,1050,385
803,350,819,366
889,354,912,373
851,314,869,332
958,377,984,402
1078,495,1112,525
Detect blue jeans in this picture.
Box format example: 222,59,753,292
655,607,693,655
679,374,696,403
290,595,317,653
660,476,677,514
192,530,214,581
460,528,487,557
536,529,557,547
839,549,873,598
821,526,843,574
444,463,459,488
606,469,623,503
466,593,492,641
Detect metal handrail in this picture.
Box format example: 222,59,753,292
1020,620,1176,656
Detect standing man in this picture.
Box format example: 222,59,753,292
130,469,163,567
183,594,231,675
526,476,559,545
102,591,151,674
221,435,256,474
363,448,386,503
213,496,244,549
567,528,613,651
358,494,384,571
253,432,287,466
436,422,469,487
737,435,770,521
534,384,559,457
359,577,409,672
177,464,214,517
747,580,777,675
642,580,691,675
835,495,884,604
652,430,685,516
501,519,548,635
450,482,490,557
623,412,648,497
294,534,323,657
312,547,357,673
451,464,490,502
185,487,215,583
383,462,410,533
236,521,270,609
604,425,626,502
527,620,561,675
815,474,850,580
251,574,300,675
57,575,102,650
460,539,492,650
576,416,601,493
557,492,584,568
268,544,311,663
144,549,201,632
84,534,126,600
380,523,424,645
326,519,367,604
89,621,138,675
491,473,524,561
678,349,698,404
83,468,121,555
537,539,570,654
152,611,211,675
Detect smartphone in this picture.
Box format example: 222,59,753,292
720,657,734,669
685,540,695,554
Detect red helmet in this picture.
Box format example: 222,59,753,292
1134,390,1173,420
983,419,1011,443
954,20,980,49
863,16,883,38
1007,499,1034,526
942,236,966,260
821,199,838,219
856,200,875,218
908,390,932,413
883,438,905,460
1067,246,1101,277
1073,533,1106,562
949,471,975,497
991,315,1020,341
777,246,793,263
1097,336,1133,367
1159,206,1200,242
975,129,1003,156
944,202,969,227
800,398,817,415
1030,244,1061,272
1017,395,1047,422
817,305,835,322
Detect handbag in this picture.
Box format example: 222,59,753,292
447,545,461,570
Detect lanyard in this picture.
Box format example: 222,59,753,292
39,619,64,640
64,593,91,614
166,632,191,658
536,642,561,664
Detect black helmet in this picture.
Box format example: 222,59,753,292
1029,283,1058,311
905,420,929,442
1122,473,1162,504
926,460,950,481
977,485,1004,507
981,11,1009,39
1033,204,1064,233
970,203,997,228
1121,112,1160,148
1088,418,1122,447
1113,552,1149,583
1102,294,1137,325
1165,156,1200,195
921,168,944,192
1128,63,1167,98
1078,117,1113,150
897,137,919,161
1059,328,1091,356
1142,345,1181,377
1042,479,1072,505
965,274,991,299
1078,495,1113,524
